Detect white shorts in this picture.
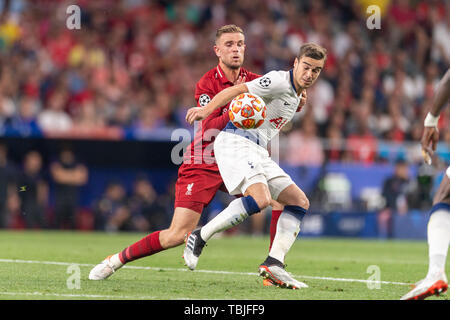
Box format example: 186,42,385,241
447,166,450,179
214,131,294,198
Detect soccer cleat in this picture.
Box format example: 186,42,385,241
183,229,206,270
88,255,122,280
259,264,308,290
262,278,275,287
400,272,448,300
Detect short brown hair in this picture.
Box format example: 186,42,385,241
215,24,244,41
298,43,327,61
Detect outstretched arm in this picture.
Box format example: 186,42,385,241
421,69,450,164
186,83,248,125
428,69,450,117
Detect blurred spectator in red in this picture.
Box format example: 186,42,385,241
373,37,391,72
387,0,417,44
325,124,344,162
284,114,324,166
346,101,378,164
379,97,410,142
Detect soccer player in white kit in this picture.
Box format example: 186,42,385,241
184,43,327,289
401,68,450,300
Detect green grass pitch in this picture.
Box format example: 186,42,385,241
0,230,447,300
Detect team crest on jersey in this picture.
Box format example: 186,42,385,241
199,94,211,107
185,183,194,195
259,77,271,88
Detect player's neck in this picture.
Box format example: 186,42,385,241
219,62,241,84
293,81,304,96
291,73,304,96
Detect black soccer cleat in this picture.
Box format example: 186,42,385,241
183,228,206,270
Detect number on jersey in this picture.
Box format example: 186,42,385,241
269,117,288,129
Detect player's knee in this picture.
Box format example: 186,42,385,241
298,196,310,210
280,186,309,210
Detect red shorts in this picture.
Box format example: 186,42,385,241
174,162,228,214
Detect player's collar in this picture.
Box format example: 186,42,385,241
289,69,297,92
289,69,303,96
217,64,245,85
216,65,226,82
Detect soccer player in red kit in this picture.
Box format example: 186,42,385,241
89,25,301,283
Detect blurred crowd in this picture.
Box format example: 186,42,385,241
0,137,443,233
0,142,176,231
0,0,449,165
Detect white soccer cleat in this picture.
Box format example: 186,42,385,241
400,271,448,300
183,229,206,271
259,264,308,290
88,255,122,280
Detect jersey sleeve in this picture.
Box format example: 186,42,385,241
195,78,215,108
245,70,288,99
194,78,230,131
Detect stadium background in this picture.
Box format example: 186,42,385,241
0,0,449,240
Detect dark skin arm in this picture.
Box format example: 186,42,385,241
421,68,450,164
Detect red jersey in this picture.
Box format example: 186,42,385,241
184,64,260,165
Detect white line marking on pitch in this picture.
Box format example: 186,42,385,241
0,291,158,299
0,258,411,286
0,291,201,300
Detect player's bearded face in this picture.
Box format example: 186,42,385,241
215,33,246,70
294,56,324,89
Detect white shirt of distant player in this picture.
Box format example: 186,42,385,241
244,70,301,148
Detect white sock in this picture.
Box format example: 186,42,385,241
268,212,301,264
200,198,249,241
426,209,450,277
109,253,124,269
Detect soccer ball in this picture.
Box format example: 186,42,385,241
228,93,266,129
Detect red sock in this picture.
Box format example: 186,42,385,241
269,210,282,250
119,231,164,264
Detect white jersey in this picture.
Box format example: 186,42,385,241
243,69,302,148
215,69,300,195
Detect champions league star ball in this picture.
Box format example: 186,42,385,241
228,93,266,129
